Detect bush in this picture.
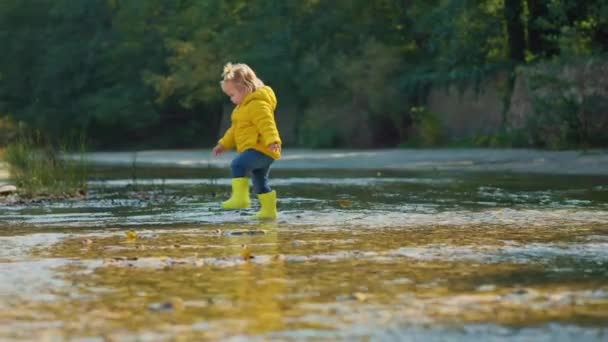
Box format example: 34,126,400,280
3,132,88,197
0,115,19,147
405,107,445,147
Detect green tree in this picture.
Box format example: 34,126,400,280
1,0,606,149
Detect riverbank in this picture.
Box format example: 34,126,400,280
75,148,608,175
0,162,9,184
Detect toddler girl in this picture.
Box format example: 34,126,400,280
212,62,281,219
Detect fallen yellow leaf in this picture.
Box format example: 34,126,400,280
241,244,253,260
338,199,352,208
125,230,137,241
353,292,368,301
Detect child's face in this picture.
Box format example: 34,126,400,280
222,81,247,105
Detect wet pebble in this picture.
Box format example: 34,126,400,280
223,230,266,236
337,292,369,302
477,284,496,292
148,298,184,312
353,292,369,301
502,287,539,301
117,256,138,261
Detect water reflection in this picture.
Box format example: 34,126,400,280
1,171,608,340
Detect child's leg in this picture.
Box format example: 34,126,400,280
230,150,273,178
251,161,277,219
225,149,275,216
223,150,269,209
251,166,271,194
254,177,278,219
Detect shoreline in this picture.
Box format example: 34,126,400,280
69,148,608,176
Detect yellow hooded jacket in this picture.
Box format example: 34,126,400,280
218,86,282,159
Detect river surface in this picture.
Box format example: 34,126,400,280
1,149,608,341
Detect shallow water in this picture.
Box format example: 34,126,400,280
1,168,608,341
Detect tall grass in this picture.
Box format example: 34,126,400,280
3,132,88,198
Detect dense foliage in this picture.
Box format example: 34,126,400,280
0,0,606,149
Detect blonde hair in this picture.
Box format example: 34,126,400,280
221,62,264,93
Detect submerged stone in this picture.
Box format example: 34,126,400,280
0,185,17,195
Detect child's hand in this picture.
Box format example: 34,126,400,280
212,144,225,156
268,143,281,153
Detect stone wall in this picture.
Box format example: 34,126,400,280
507,60,608,131
425,59,608,142
426,75,506,139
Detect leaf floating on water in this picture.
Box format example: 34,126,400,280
241,244,254,260
193,258,205,267
125,230,137,242
337,199,352,208
171,297,185,310
353,292,369,301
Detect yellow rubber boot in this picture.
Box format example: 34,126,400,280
222,178,250,209
255,190,278,219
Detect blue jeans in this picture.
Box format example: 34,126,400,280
230,149,274,194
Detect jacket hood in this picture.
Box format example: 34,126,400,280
243,86,277,109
